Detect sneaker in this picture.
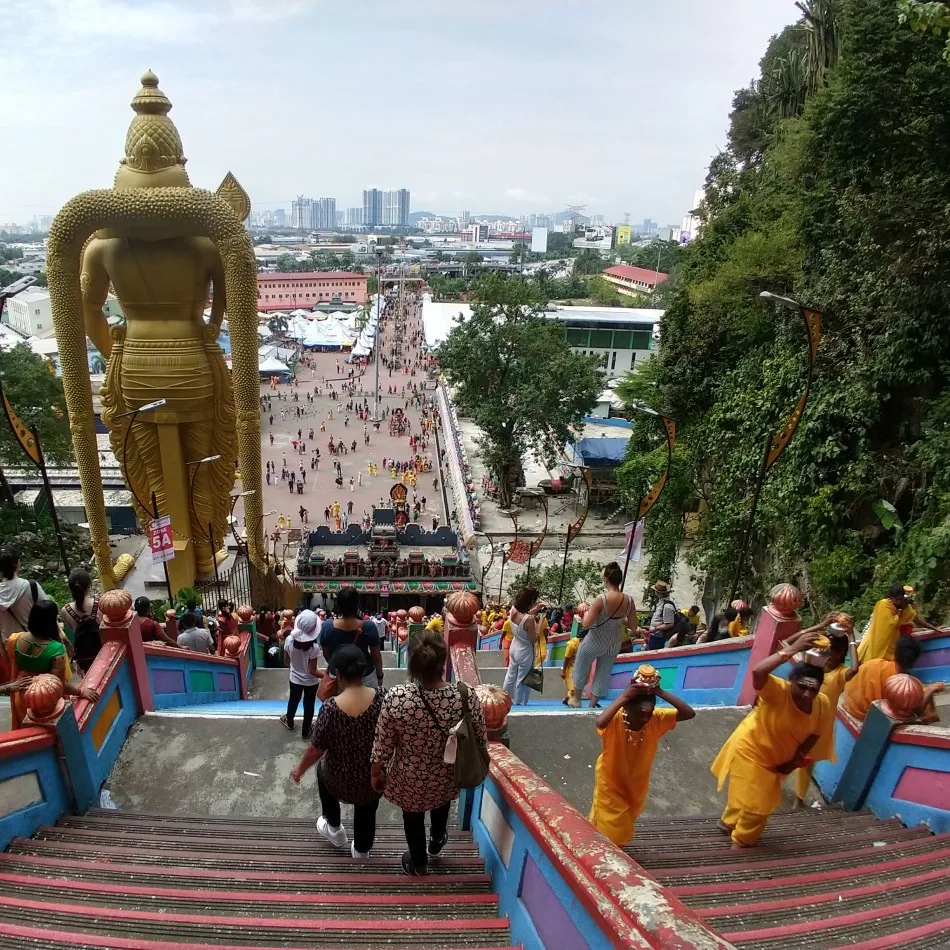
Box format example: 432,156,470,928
427,832,448,857
401,850,428,876
351,842,370,860
279,715,294,731
316,816,348,849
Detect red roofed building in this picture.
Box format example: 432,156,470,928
602,264,668,298
257,271,367,311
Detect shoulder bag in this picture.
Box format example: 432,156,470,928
419,682,490,789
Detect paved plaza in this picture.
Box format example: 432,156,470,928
256,299,447,571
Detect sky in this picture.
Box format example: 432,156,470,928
0,0,798,226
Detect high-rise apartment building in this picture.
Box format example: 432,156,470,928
363,188,410,227
363,189,382,227
291,196,312,230
274,209,287,227
382,189,410,227
343,207,363,227
311,197,337,230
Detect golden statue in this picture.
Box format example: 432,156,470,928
47,72,265,592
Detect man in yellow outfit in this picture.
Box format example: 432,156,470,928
857,585,941,663
844,635,943,720
712,628,834,849
589,668,695,846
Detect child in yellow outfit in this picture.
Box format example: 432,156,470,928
588,667,696,846
712,628,835,849
561,631,583,706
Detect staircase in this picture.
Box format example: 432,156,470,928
0,810,514,949
629,808,950,950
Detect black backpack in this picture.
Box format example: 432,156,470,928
73,616,102,673
662,599,695,645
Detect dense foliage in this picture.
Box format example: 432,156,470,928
437,275,603,508
616,0,950,622
506,558,606,606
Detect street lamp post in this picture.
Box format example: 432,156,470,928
114,399,171,599
373,246,384,422
254,509,277,566
727,292,822,603
186,455,222,591
229,489,255,549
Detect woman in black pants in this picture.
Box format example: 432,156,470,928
290,645,383,857
279,610,321,738
371,629,488,875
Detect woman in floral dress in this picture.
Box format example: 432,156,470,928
371,629,488,875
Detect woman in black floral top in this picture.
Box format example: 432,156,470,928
371,629,487,875
291,645,383,858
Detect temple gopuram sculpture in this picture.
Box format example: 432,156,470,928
47,72,265,591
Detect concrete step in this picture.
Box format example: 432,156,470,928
0,854,493,894
695,868,949,930
251,663,570,698
0,874,501,919
0,925,521,950
10,837,487,875
0,896,512,947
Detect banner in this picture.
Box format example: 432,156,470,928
616,225,632,245
531,227,548,254
149,515,175,564
620,519,644,564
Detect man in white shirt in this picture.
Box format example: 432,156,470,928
0,546,46,643
374,613,389,646
176,612,215,654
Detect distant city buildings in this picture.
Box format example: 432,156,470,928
343,207,363,227
4,290,54,338
312,197,336,230
291,196,312,230
602,264,669,297
257,271,368,311
363,188,410,227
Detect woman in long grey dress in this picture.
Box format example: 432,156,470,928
569,563,637,708
502,587,546,706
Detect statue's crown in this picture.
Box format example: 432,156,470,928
120,71,187,174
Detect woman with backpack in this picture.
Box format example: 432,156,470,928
568,563,638,709
59,570,99,651
371,629,488,876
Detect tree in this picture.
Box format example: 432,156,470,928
366,275,379,295
615,239,683,275
436,275,603,507
462,251,484,265
898,1,950,61
275,253,300,272
31,271,48,288
0,344,73,468
573,250,607,276
621,0,950,625
507,558,606,605
267,313,289,337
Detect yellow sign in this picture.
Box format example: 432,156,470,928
616,225,632,245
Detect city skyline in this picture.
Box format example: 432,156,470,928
0,0,798,225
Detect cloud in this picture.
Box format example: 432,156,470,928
506,187,550,205
566,191,598,205
9,0,316,42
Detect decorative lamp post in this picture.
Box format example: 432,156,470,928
727,293,822,603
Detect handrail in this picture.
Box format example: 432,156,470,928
488,744,731,950
142,644,240,667
613,635,753,663
73,640,126,731
0,727,56,760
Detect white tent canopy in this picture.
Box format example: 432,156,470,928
259,355,290,374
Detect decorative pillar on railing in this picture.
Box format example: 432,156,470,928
833,675,924,811
21,674,67,728
736,582,803,706
443,591,479,685
99,588,153,714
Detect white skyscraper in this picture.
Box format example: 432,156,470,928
311,197,337,230
291,196,312,230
